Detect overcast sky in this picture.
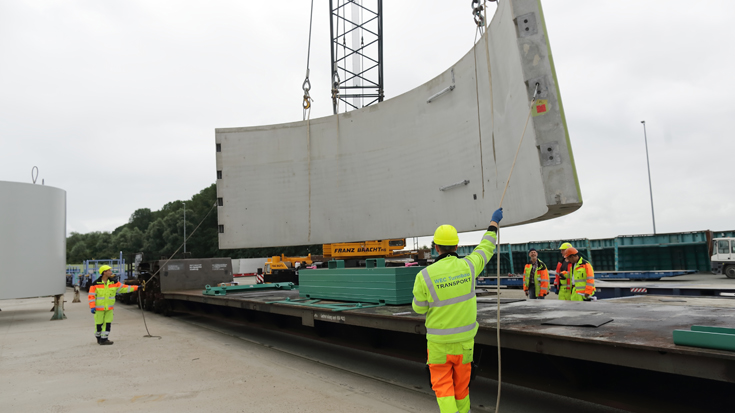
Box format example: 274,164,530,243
1,1,733,248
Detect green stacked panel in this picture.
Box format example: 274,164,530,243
298,259,422,305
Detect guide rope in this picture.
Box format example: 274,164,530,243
493,80,539,413
137,201,218,339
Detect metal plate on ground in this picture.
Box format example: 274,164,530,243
476,298,526,304
542,316,614,327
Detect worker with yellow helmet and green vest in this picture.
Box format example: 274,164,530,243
555,242,574,300
412,208,502,413
563,247,596,301
88,265,138,345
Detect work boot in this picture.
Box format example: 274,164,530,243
99,339,114,345
96,337,101,344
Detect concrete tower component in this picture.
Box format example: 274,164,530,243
216,0,581,249
0,181,67,300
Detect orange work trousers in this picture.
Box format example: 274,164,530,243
427,339,474,413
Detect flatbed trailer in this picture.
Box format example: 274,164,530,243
163,289,735,385
595,280,735,299
474,270,697,288
595,269,697,281
476,276,524,288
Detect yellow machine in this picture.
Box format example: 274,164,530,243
322,239,407,260
264,254,313,276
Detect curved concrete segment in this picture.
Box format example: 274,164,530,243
0,181,67,299
216,0,580,249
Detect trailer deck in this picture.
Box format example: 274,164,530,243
595,279,735,299
164,289,735,383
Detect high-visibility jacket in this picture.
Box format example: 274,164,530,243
412,230,497,344
88,278,138,311
523,260,549,297
570,257,595,298
555,261,573,289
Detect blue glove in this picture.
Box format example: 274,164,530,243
491,208,503,223
90,308,96,314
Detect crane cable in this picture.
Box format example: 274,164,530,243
136,201,218,339
303,0,316,241
302,0,315,120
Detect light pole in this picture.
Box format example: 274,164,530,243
183,203,187,256
641,121,656,234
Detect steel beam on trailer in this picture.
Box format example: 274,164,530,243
264,297,386,312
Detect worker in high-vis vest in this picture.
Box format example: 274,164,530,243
563,247,595,301
555,242,574,300
412,208,502,413
523,248,549,299
88,265,138,345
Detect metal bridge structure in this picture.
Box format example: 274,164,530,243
329,0,383,113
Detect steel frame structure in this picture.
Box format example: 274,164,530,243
329,0,383,113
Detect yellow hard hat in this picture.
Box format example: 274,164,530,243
99,265,112,275
434,225,459,246
559,242,573,250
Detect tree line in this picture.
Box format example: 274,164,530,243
66,184,321,263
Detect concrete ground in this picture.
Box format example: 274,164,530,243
0,289,439,413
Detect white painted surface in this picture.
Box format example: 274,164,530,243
0,181,66,299
236,258,267,274
232,275,258,285
216,0,581,249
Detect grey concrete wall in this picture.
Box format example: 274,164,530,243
0,181,66,299
216,0,580,249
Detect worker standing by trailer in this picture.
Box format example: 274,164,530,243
88,265,139,345
555,243,574,300
412,208,502,413
523,249,549,299
563,247,595,301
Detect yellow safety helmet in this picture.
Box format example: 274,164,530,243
99,265,112,275
433,225,459,246
559,242,573,250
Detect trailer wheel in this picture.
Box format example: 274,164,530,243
725,265,735,279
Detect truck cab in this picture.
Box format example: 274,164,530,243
711,238,735,279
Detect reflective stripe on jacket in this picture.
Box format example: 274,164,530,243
571,258,595,297
88,279,138,311
523,260,550,297
412,230,497,344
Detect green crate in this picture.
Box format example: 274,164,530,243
298,259,422,305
